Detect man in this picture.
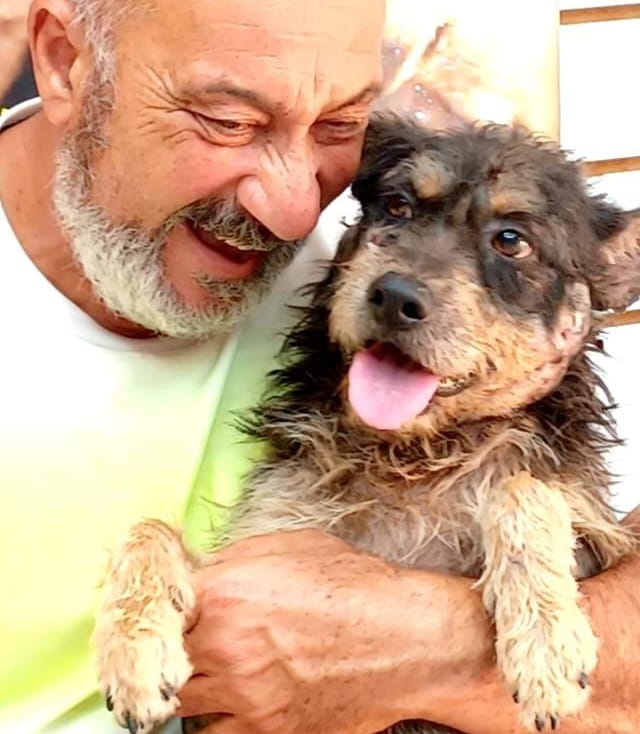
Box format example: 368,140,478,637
0,2,638,734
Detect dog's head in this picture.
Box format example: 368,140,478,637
328,115,640,435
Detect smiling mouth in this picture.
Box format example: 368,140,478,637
347,342,477,430
188,221,268,266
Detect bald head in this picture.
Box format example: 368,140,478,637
67,0,385,86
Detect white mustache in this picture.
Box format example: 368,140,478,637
177,200,288,253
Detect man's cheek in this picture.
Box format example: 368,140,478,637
319,146,363,206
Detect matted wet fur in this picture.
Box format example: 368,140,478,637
94,116,640,734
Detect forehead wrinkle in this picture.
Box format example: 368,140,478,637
176,54,378,119
192,18,370,51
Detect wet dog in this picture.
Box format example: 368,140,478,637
95,116,640,734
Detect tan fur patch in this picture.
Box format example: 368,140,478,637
590,211,640,311
408,153,454,200
489,171,545,216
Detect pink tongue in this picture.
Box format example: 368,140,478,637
348,344,440,430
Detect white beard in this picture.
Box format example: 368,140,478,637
52,139,298,340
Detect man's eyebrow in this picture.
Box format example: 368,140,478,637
179,80,277,114
177,80,382,115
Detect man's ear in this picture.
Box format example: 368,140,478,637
587,196,640,312
28,0,90,126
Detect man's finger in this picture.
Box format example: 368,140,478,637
177,664,295,729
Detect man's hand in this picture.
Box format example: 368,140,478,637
178,517,640,734
177,530,492,734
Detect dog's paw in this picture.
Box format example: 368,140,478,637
500,605,598,731
97,613,193,733
94,520,196,732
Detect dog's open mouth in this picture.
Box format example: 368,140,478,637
347,342,475,430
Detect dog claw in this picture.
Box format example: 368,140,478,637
579,672,589,689
124,714,138,734
512,691,520,704
533,714,559,731
160,674,177,701
106,692,114,712
160,685,175,701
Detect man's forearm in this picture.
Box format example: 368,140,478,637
393,511,640,734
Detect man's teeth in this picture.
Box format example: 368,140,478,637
218,235,263,252
219,236,241,248
200,229,251,251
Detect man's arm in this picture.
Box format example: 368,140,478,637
392,519,640,734
178,512,640,734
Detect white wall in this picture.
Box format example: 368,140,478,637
558,8,640,514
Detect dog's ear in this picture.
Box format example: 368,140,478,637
351,113,425,204
587,196,640,311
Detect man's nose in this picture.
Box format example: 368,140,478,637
236,141,321,241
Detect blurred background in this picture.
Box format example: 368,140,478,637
1,0,34,107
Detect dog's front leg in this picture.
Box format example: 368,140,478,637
477,471,598,731
94,520,197,733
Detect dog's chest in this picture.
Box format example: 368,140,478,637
238,465,486,577
333,478,484,576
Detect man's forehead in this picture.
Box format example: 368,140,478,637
143,0,384,50
125,0,384,112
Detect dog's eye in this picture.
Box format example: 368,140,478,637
384,196,413,220
491,229,533,259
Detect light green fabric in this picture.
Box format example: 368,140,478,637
0,271,296,734
182,266,309,551
0,261,296,733
0,98,342,734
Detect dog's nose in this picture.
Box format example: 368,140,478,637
367,273,429,329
